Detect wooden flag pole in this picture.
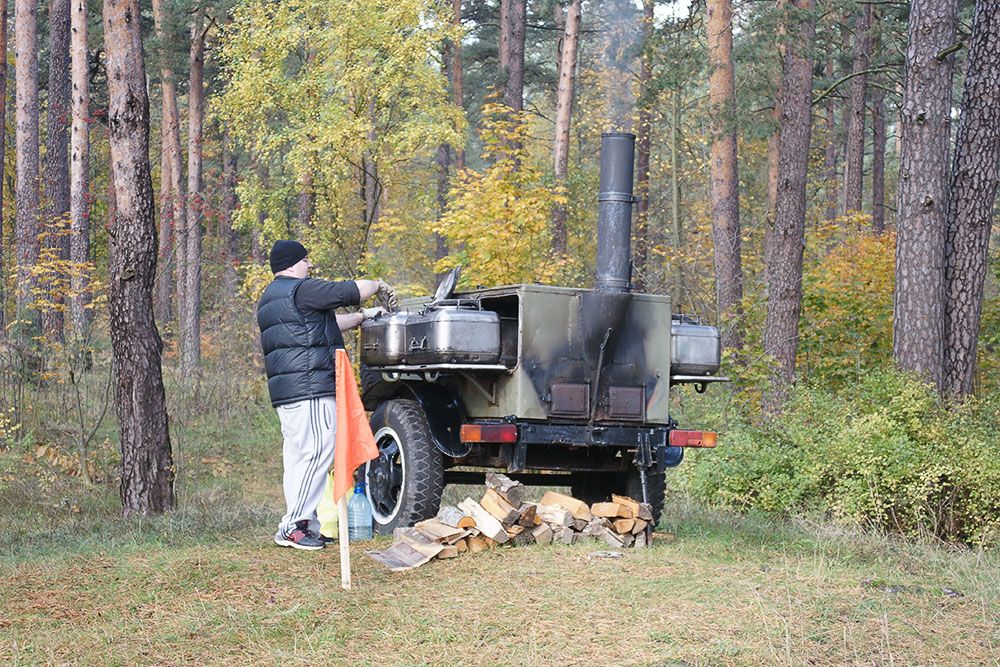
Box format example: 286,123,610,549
338,496,351,589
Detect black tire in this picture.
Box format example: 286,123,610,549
361,399,443,534
570,467,666,527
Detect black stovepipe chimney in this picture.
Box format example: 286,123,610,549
595,132,636,293
580,133,636,370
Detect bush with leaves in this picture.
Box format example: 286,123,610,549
681,370,1000,546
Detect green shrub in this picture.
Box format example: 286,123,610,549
680,370,1000,547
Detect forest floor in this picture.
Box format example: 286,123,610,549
1,408,998,665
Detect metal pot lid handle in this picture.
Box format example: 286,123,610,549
432,265,462,304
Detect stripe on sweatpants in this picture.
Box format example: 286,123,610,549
287,399,324,531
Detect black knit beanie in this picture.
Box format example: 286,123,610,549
269,240,308,273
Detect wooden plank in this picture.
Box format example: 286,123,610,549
540,491,592,521
393,527,434,545
592,502,633,519
480,488,520,526
458,498,510,543
613,518,636,534
365,541,443,571
531,523,552,545
467,536,487,553
436,505,476,529
536,504,573,527
485,471,525,508
516,502,537,528
414,518,466,543
613,493,653,521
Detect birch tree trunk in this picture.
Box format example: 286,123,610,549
706,0,743,349
182,10,205,375
15,0,40,321
762,0,814,412
843,4,871,214
103,0,175,515
551,0,580,258
69,0,90,336
943,0,1000,396
42,0,71,341
892,0,958,390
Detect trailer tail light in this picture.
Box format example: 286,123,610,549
460,424,518,443
669,429,718,448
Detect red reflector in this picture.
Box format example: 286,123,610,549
669,429,718,448
460,424,518,443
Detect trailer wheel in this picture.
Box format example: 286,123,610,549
361,399,443,534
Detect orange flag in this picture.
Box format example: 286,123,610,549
333,348,380,503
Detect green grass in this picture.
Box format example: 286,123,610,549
1,404,999,665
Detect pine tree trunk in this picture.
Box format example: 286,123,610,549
706,0,743,349
103,0,175,516
499,0,526,112
871,82,886,234
15,0,40,321
633,0,652,292
943,0,1000,397
0,0,8,331
151,0,182,327
844,5,871,214
452,0,464,171
551,0,580,258
824,59,838,222
892,0,957,390
41,0,71,341
69,0,90,337
762,0,814,412
221,128,238,298
436,142,450,265
182,10,204,375
670,92,684,306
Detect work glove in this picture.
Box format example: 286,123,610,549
375,279,398,312
360,306,387,320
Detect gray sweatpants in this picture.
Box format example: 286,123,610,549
274,396,337,539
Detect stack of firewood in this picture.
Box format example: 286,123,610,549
366,473,655,571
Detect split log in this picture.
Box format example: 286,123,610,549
480,488,520,526
511,528,535,546
573,518,588,531
602,528,625,548
517,502,538,528
620,533,635,548
436,505,477,529
467,536,487,553
634,531,647,548
592,502,632,519
485,471,525,507
458,498,510,543
414,518,467,543
540,491,592,521
554,527,575,544
483,537,498,549
582,519,606,539
455,538,468,553
531,523,552,545
613,518,636,534
536,504,573,528
612,494,653,521
437,544,459,558
632,518,647,535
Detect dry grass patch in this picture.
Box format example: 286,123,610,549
1,518,998,665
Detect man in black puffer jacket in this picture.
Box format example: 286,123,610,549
258,240,397,550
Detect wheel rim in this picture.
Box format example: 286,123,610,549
364,426,406,524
